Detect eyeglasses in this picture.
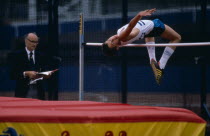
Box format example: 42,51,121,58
27,38,39,43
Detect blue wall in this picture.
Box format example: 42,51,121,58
58,64,210,93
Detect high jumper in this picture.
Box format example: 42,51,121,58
101,8,181,85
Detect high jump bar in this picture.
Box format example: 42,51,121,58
85,42,210,47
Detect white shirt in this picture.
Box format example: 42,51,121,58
23,47,36,77
25,47,35,64
117,20,154,45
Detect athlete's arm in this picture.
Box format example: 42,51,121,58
119,8,156,42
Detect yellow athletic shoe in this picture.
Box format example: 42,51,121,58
150,59,164,85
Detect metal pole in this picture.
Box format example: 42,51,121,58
200,0,207,41
79,13,84,101
200,0,210,121
200,60,207,117
47,0,59,100
52,0,59,100
200,57,210,121
121,0,128,104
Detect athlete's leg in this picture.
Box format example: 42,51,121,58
161,24,181,48
145,37,163,85
145,37,156,63
159,24,181,69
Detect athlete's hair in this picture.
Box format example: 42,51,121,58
102,43,118,56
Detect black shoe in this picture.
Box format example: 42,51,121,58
150,59,164,85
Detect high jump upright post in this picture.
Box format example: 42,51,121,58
79,13,84,101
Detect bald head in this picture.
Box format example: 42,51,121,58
25,33,39,51
27,33,38,39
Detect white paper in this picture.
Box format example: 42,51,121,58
37,69,58,76
29,77,43,85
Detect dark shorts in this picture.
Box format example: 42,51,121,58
145,19,165,37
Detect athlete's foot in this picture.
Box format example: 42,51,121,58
150,59,164,85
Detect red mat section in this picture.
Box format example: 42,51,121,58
0,97,205,123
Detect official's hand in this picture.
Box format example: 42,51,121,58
25,71,38,79
139,8,156,17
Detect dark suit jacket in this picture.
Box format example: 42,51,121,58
8,49,48,100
